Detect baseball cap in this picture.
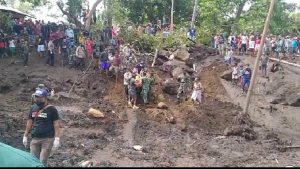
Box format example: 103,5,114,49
34,89,48,97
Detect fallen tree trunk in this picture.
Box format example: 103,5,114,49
151,48,158,67
269,58,300,68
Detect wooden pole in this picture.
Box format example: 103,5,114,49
170,0,174,31
243,0,275,114
269,58,300,68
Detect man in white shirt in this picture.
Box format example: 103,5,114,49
241,34,248,54
123,68,132,100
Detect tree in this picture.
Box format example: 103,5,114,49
84,0,102,31
57,0,84,28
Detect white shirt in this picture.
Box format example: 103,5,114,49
241,36,247,44
163,31,169,38
9,40,15,47
124,72,132,85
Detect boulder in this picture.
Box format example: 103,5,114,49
160,60,186,72
87,108,104,118
157,94,166,102
220,69,232,81
162,78,179,95
157,102,168,109
172,67,184,79
166,116,176,124
157,50,170,61
175,48,190,61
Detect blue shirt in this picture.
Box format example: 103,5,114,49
65,28,74,39
189,28,196,37
243,68,252,80
292,40,297,48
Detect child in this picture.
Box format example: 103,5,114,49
224,48,233,64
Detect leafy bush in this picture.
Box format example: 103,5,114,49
119,28,192,52
0,12,13,34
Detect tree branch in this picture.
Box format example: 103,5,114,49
57,1,83,28
84,0,103,31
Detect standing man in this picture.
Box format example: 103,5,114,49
58,37,68,67
123,68,132,101
275,36,285,61
218,33,226,56
23,88,61,166
240,33,248,55
46,39,55,66
20,39,29,67
65,26,74,48
260,54,269,77
177,71,190,104
75,44,86,70
188,26,196,41
242,64,252,93
141,72,154,105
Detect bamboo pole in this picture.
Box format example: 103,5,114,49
243,0,275,114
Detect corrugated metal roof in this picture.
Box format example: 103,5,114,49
0,5,31,17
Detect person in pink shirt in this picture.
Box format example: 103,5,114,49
214,34,219,49
254,36,261,55
85,37,94,59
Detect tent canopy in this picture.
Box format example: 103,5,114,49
0,142,44,167
0,5,32,18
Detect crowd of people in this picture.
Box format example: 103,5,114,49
4,16,294,166
213,32,300,60
210,31,300,94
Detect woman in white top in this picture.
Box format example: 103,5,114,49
191,77,203,104
232,63,239,86
8,38,16,57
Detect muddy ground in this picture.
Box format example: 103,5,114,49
0,48,300,167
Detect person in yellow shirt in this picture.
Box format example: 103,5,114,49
79,32,86,46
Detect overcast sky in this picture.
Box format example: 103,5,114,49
25,0,300,23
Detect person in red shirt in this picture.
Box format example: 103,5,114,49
85,37,94,59
109,52,121,82
0,37,6,58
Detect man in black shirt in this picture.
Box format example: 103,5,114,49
23,88,61,166
59,37,69,66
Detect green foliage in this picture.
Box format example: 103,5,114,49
119,28,192,52
0,11,13,34
66,0,82,19
17,1,33,13
19,0,48,7
118,0,193,25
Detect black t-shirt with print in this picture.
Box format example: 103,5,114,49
28,104,59,138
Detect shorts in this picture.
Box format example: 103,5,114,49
109,65,119,73
37,45,45,52
100,61,110,70
261,64,267,69
129,89,137,98
0,48,4,55
8,47,15,56
255,45,260,51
